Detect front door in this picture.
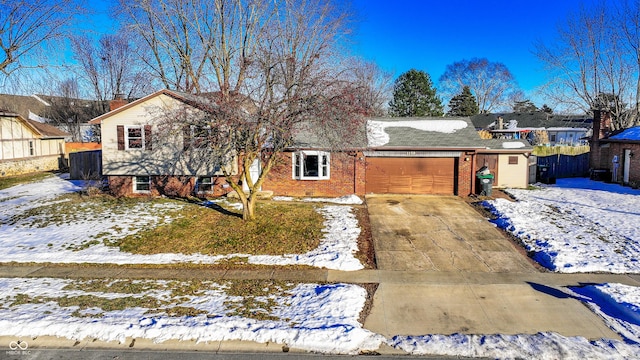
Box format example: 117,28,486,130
623,149,632,184
242,159,261,191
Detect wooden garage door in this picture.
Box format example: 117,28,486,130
365,157,456,194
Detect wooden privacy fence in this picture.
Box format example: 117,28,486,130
536,152,590,180
69,150,102,180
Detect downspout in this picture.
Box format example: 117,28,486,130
470,152,477,195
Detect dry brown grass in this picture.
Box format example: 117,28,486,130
0,171,53,190
112,201,324,256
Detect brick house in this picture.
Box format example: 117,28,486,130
90,89,532,198
590,110,640,186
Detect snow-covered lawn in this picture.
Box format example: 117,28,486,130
483,178,640,273
0,175,362,270
4,175,640,358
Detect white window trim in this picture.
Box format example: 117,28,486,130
292,150,330,180
125,125,145,150
133,176,151,193
197,176,214,193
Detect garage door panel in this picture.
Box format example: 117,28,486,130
366,157,455,195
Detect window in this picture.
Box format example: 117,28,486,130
508,156,519,165
292,151,330,180
197,176,214,193
118,125,151,151
28,141,34,156
126,126,144,149
550,134,556,142
133,176,151,193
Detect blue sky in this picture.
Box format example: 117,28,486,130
349,0,585,103
82,0,586,105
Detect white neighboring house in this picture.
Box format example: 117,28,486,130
0,111,69,176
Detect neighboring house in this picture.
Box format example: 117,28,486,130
0,93,107,142
590,110,640,186
0,111,69,176
91,89,532,198
471,112,592,146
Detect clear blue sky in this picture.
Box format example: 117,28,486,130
83,0,587,105
349,0,586,102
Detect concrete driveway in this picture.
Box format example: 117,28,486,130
366,195,536,272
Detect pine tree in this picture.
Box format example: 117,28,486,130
446,86,479,116
389,69,444,117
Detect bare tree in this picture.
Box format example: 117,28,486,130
142,0,364,221
71,32,151,103
535,1,638,129
344,58,393,116
0,0,81,76
45,78,106,142
438,58,521,113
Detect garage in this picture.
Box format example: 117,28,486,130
365,157,456,195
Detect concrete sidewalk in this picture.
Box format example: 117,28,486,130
1,264,639,347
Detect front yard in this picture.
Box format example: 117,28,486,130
0,174,369,270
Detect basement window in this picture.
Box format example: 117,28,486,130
133,176,151,193
292,151,330,180
197,176,214,193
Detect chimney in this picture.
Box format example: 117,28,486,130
497,116,504,130
592,109,612,141
109,93,128,111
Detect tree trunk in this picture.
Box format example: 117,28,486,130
242,196,256,221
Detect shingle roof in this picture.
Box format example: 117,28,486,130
26,119,70,138
367,117,486,149
471,112,593,129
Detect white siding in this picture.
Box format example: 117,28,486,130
496,154,528,189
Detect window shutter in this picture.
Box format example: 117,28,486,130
117,125,124,150
183,125,191,150
144,125,152,150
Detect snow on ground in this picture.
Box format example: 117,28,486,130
273,194,363,205
0,175,362,270
0,278,383,354
483,178,640,273
6,175,640,357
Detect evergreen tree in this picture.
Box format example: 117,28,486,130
389,69,443,117
446,86,479,116
541,104,553,114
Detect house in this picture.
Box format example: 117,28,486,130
89,89,239,197
590,110,640,186
0,93,106,142
91,89,532,198
471,112,592,146
0,111,69,176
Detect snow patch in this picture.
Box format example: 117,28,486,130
367,119,468,147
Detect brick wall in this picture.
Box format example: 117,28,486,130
457,154,474,196
108,175,234,197
263,151,365,197
608,143,640,185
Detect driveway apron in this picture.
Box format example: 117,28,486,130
366,195,535,272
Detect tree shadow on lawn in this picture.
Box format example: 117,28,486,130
199,200,242,218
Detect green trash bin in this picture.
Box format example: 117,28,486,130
476,166,494,196
477,174,494,196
